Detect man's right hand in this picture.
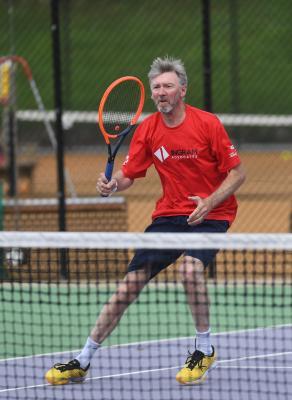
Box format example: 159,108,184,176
96,173,118,197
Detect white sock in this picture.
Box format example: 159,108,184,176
195,329,213,356
76,337,100,368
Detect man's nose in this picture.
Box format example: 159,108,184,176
158,87,166,96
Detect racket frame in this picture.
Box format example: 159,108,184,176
98,76,145,181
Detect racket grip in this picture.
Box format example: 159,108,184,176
100,161,115,197
104,161,114,182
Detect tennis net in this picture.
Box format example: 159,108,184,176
0,232,291,400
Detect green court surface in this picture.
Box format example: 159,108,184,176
1,282,291,359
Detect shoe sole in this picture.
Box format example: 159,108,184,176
176,361,217,385
45,376,69,385
46,376,86,386
45,370,87,386
70,376,87,384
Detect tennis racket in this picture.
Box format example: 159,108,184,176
98,76,145,183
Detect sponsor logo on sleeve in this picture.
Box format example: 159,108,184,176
228,145,238,158
123,154,130,165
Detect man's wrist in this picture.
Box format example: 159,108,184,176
111,178,118,193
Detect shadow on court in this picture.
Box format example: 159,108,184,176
1,326,291,400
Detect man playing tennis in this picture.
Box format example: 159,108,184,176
46,56,245,385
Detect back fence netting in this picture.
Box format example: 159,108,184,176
1,196,127,232
8,110,291,233
0,1,291,235
0,232,291,400
1,55,291,232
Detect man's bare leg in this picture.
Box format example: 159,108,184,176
175,255,216,385
75,269,151,368
45,269,151,384
90,269,151,343
179,256,212,354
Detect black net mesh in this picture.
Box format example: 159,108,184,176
0,232,291,399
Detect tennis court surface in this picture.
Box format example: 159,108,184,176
0,232,291,399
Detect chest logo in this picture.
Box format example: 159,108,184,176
154,146,170,162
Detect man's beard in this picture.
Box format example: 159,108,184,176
155,92,181,114
157,103,173,114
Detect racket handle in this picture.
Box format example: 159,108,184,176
101,162,115,197
104,161,114,182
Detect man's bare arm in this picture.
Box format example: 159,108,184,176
96,170,134,197
187,163,246,225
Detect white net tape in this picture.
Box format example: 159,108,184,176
0,232,291,250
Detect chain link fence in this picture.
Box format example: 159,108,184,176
0,0,291,232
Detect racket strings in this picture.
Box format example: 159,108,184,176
102,80,142,136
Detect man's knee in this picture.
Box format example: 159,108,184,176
118,269,150,299
179,256,205,283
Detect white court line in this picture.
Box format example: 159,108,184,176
220,366,292,369
85,350,292,382
216,351,292,364
1,323,291,363
0,348,292,394
0,383,50,394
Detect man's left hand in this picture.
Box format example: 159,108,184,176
187,196,212,225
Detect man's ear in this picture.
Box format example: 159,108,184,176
181,85,187,98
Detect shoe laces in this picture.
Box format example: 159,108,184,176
185,350,206,371
54,359,82,372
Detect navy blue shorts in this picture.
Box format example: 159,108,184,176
128,216,229,279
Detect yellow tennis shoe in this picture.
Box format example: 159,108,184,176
176,347,216,384
45,359,90,385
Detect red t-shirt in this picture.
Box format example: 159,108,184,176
122,104,241,224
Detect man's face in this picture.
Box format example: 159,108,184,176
150,71,186,114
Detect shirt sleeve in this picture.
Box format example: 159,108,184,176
210,117,241,173
121,121,153,180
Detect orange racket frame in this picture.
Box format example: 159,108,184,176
98,76,145,144
97,76,145,182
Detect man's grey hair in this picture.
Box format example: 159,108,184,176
148,56,188,87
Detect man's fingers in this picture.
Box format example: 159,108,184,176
188,195,201,204
99,172,109,184
96,176,117,196
187,196,206,225
187,215,205,226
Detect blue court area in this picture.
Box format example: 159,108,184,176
0,326,291,400
1,282,291,399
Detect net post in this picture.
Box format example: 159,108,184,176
201,0,233,275
50,0,68,279
228,0,240,113
201,0,213,112
1,59,18,198
289,202,292,233
0,181,7,280
7,108,17,197
208,259,216,279
59,248,69,280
